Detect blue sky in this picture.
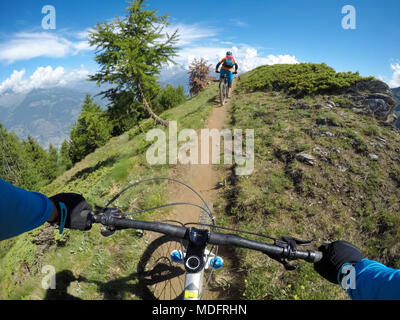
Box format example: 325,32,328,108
0,0,399,94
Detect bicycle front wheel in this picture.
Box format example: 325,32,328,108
137,235,186,300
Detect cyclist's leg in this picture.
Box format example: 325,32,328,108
226,70,233,98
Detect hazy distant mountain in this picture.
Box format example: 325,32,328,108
159,65,190,93
0,81,109,149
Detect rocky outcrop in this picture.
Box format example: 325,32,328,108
343,79,396,121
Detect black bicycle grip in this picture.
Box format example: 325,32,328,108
97,216,187,239
208,232,323,263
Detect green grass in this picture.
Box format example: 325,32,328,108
223,79,400,300
237,63,373,97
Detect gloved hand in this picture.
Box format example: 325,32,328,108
49,193,93,232
314,241,363,284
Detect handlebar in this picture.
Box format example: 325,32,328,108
92,212,322,264
215,71,238,75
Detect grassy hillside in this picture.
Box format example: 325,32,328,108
1,63,399,301
0,83,218,300
393,87,400,128
220,65,400,299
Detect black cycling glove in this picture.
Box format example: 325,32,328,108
314,241,363,284
49,193,93,232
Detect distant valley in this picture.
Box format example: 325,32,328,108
0,70,190,149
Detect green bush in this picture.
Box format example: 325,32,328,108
237,63,373,97
153,84,186,114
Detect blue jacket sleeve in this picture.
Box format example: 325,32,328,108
348,259,400,300
0,178,54,241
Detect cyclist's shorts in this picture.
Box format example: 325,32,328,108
220,69,233,85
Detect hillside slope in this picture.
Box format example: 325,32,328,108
0,83,218,300
221,64,400,299
1,63,399,301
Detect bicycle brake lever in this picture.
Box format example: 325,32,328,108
266,253,297,271
268,236,313,271
281,236,312,247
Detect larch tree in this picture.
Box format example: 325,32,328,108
88,0,179,127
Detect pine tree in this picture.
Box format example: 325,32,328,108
88,0,179,127
59,140,73,171
156,84,186,113
69,94,112,164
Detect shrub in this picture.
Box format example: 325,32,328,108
237,63,373,97
188,58,212,96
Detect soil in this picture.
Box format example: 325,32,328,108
142,81,236,300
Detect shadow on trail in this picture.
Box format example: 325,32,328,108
44,231,244,300
44,236,186,300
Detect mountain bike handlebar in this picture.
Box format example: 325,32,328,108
91,212,323,264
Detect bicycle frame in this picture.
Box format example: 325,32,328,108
171,247,219,300
217,72,230,106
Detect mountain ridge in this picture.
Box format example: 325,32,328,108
0,82,109,148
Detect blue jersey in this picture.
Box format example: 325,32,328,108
347,259,400,300
0,178,53,241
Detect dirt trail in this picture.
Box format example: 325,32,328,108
164,82,234,300
167,88,231,225
168,78,238,223
140,81,236,300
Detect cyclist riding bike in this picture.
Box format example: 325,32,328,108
1,177,399,300
216,51,238,99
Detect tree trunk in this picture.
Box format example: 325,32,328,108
137,83,169,127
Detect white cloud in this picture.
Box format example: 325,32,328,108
172,45,299,73
230,19,248,27
0,65,90,95
160,44,299,90
389,63,400,88
164,23,219,46
0,32,95,64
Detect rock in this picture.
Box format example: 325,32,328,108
327,101,336,108
346,79,396,121
368,153,379,161
290,104,311,110
296,153,316,166
313,147,329,161
365,98,390,119
321,131,335,137
376,136,386,143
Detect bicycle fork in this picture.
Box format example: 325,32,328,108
170,228,223,300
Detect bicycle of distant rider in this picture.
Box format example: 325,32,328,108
216,71,236,107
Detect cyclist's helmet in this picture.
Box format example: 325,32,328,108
226,51,233,56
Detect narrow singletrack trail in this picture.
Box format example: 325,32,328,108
167,85,232,225
141,79,237,300
166,81,236,300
